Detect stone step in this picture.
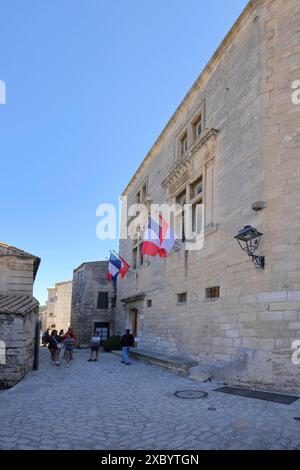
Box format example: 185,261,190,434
111,348,198,377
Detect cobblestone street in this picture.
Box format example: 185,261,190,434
0,348,300,450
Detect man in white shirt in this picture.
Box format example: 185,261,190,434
88,331,101,362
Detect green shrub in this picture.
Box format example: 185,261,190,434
102,335,122,352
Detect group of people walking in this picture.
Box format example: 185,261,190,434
42,327,77,367
42,327,135,367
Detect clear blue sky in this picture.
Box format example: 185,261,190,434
0,0,249,304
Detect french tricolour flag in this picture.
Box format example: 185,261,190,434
159,214,176,257
142,216,176,258
107,253,121,282
119,254,131,279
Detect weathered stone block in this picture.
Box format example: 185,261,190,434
288,291,300,301
269,302,300,311
287,322,300,330
283,311,298,321
258,312,284,321
257,292,288,303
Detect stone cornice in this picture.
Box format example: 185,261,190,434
121,0,257,196
189,128,219,157
162,156,192,193
120,293,145,303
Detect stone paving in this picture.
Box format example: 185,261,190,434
0,347,300,450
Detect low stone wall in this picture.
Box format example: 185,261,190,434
0,307,39,388
129,348,198,377
191,348,300,395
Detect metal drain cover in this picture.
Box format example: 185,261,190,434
174,390,208,399
215,386,299,405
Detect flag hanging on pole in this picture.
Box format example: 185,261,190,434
142,217,161,257
107,253,121,282
119,255,131,279
159,214,176,257
142,215,177,258
113,251,131,279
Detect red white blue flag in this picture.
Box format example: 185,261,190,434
119,254,131,279
159,214,176,257
107,253,121,282
142,215,176,258
142,217,161,257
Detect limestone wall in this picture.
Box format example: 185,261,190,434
45,282,72,333
54,282,72,333
0,256,35,296
46,287,56,329
0,307,39,388
70,262,115,345
116,0,300,392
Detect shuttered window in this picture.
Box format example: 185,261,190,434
97,292,109,309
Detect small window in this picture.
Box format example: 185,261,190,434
139,242,144,266
97,291,109,309
193,115,202,140
142,184,147,202
192,201,203,234
176,190,187,242
51,324,56,328
177,292,187,304
49,313,54,317
147,299,152,308
136,181,147,203
190,176,203,200
180,132,188,157
132,231,144,270
132,246,138,269
205,287,220,300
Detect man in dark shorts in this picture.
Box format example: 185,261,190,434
88,331,101,362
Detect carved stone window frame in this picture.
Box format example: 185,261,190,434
135,176,149,204
162,128,219,240
190,101,205,142
175,101,206,162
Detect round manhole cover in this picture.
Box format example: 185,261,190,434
174,390,208,400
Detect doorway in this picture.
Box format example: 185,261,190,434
94,322,110,344
129,309,139,337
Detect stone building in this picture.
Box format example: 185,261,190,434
0,242,40,388
70,261,116,345
39,305,47,332
116,0,300,393
46,281,72,333
0,242,40,296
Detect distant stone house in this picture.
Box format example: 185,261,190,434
39,305,47,332
46,281,72,333
0,242,40,388
70,261,116,345
116,0,300,393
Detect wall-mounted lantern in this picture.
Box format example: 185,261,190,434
234,225,265,269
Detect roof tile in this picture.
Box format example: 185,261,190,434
0,295,39,314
